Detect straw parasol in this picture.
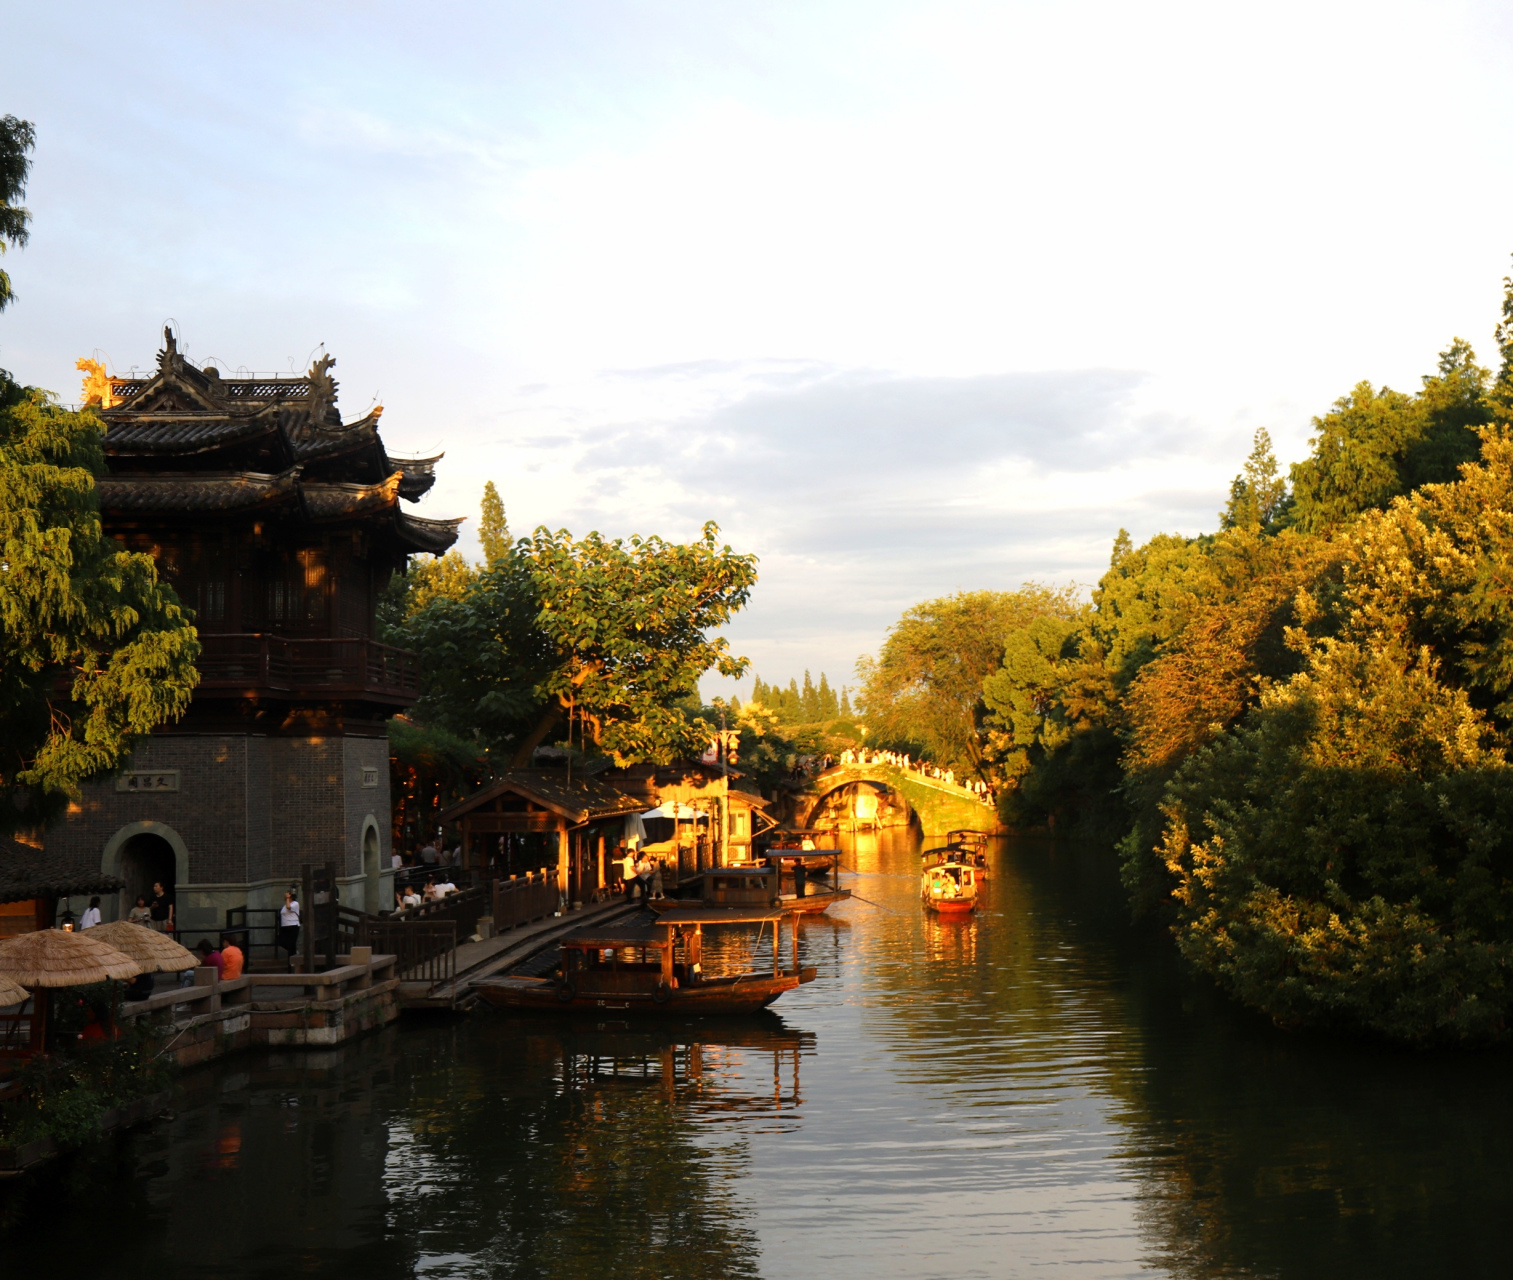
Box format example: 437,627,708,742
0,927,142,987
87,920,197,973
0,973,27,1007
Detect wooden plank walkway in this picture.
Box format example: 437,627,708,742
398,898,639,1010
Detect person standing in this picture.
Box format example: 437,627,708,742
149,881,174,934
127,895,152,926
278,890,301,961
79,896,102,929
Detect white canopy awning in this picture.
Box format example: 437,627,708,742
643,803,701,820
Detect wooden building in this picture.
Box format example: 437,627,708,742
438,762,774,903
437,772,646,906
44,328,460,931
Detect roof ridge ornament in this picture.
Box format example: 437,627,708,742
157,323,181,372
307,352,338,422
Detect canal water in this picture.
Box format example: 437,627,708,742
7,831,1513,1278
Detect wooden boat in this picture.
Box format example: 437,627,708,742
474,906,816,1015
754,830,852,915
662,838,851,917
921,854,979,915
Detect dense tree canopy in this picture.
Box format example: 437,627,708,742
0,381,200,834
867,263,1513,1041
859,587,1079,781
390,516,757,768
1286,340,1488,533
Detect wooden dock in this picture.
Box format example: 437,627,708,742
397,898,639,1010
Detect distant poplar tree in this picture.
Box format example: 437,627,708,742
479,480,511,566
1219,429,1290,531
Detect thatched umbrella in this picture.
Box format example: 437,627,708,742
0,973,27,1007
0,928,142,1050
87,920,196,973
0,928,141,986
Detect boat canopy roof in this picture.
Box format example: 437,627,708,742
765,849,841,862
563,919,669,950
656,905,783,926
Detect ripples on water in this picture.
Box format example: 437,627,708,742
5,831,1513,1278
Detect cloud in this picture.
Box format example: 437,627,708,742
474,362,1236,691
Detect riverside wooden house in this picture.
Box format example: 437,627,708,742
41,328,461,934
439,761,774,904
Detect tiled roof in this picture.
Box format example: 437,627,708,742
97,470,302,513
439,770,646,826
397,512,467,553
304,473,403,520
0,836,124,905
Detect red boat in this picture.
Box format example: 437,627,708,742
474,906,816,1015
921,855,979,915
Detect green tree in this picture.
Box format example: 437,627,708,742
0,386,200,834
1155,425,1513,1041
396,522,757,767
479,480,510,566
1288,341,1488,533
861,586,1080,780
516,522,757,764
0,116,33,314
1219,428,1290,530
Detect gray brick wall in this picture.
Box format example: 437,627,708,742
47,731,392,905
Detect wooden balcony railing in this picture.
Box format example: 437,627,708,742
196,633,420,702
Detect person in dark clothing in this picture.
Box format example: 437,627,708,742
148,881,174,933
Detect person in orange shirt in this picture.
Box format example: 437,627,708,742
218,935,245,981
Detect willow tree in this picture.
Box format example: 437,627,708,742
0,385,200,834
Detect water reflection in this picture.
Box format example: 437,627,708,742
6,830,1513,1278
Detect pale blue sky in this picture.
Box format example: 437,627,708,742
7,1,1513,696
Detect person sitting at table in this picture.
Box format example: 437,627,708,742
422,879,438,902
434,877,457,899
196,938,224,978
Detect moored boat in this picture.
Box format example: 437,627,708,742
475,906,815,1015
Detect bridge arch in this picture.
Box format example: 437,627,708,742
796,764,1001,838
797,774,915,833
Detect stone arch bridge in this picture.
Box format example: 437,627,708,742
794,763,1001,837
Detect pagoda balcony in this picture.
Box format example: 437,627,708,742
196,633,420,702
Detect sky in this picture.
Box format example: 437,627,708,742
7,0,1513,698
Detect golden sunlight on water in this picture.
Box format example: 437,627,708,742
4,830,1512,1278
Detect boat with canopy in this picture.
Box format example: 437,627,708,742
474,906,816,1015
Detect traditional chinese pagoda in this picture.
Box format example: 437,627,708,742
46,328,461,935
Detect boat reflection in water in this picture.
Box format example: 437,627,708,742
545,1015,813,1124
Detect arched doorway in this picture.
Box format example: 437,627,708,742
120,833,177,920
362,820,382,914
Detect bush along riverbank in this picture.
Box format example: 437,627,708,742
0,985,176,1174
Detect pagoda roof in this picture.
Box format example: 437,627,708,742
97,469,303,514
92,328,458,553
98,330,445,498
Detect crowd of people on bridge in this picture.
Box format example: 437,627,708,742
836,748,996,801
